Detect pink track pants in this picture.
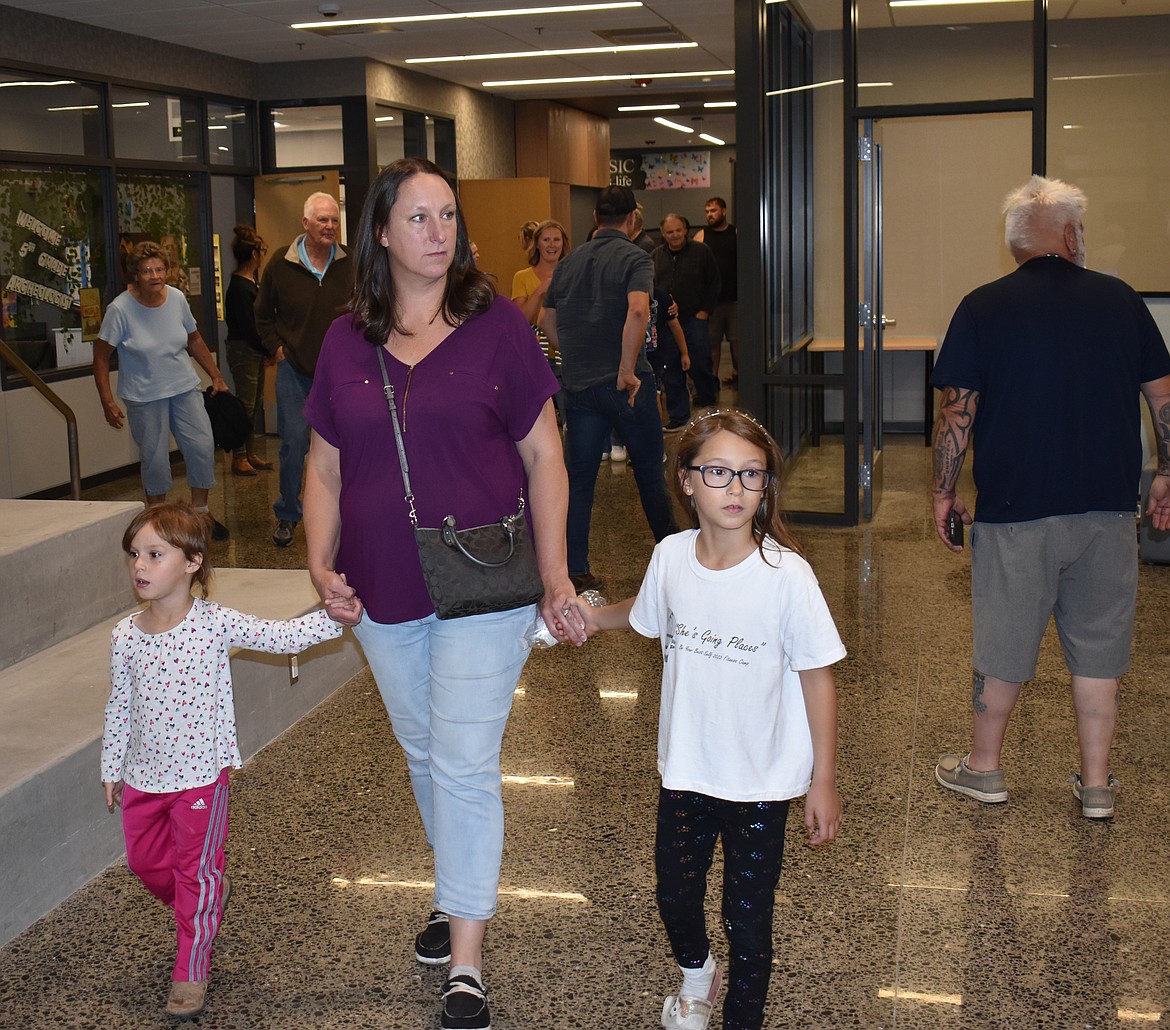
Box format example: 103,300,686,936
121,768,230,982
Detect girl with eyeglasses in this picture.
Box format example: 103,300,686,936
571,408,845,1030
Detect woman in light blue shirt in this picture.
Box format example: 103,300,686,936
93,241,230,539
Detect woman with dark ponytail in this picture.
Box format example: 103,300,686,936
223,225,273,476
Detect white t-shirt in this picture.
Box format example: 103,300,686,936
101,599,341,793
629,529,846,802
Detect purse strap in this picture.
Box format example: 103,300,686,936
374,345,527,529
375,345,419,528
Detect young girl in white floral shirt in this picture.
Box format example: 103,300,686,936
101,503,361,1019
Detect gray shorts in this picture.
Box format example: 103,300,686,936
971,512,1137,682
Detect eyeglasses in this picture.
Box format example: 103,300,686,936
686,465,773,491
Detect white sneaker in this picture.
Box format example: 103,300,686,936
610,445,628,463
661,966,722,1029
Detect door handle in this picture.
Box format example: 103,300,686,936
881,315,896,328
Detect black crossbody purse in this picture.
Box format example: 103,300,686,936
376,347,545,620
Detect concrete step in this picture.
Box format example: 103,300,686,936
0,499,143,674
0,568,367,948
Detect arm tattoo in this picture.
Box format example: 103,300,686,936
932,387,979,495
1155,400,1170,474
972,669,987,714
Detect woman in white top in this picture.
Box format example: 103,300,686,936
94,241,230,538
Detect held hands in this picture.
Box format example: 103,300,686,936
104,780,124,813
540,577,587,647
316,570,364,626
804,778,841,846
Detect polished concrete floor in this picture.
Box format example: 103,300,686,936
2,430,1169,1028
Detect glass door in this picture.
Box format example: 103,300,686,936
859,118,884,519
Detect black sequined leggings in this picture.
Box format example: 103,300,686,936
655,787,791,1030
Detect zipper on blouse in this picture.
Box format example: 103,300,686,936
401,364,415,431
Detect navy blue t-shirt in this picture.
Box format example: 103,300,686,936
932,256,1170,523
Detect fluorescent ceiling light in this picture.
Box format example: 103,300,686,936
699,132,725,145
218,146,229,152
293,2,641,29
704,101,736,108
1052,72,1151,81
375,115,396,122
1,79,75,88
766,79,891,96
47,104,98,111
485,69,733,87
113,102,150,108
209,124,228,130
408,42,695,64
654,116,692,133
618,103,680,111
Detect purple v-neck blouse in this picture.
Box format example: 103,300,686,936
305,296,558,623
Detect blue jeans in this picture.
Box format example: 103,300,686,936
681,316,719,407
353,606,534,921
564,372,677,576
124,388,216,497
274,360,313,523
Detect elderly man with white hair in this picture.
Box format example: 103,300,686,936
931,174,1170,820
255,192,354,548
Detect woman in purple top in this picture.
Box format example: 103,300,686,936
302,158,584,1030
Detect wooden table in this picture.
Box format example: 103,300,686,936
806,336,938,445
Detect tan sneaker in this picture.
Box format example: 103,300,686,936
1071,772,1119,819
935,753,1008,803
166,980,207,1019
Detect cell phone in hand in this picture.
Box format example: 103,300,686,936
947,510,964,547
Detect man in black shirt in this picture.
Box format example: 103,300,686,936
695,197,738,386
652,214,720,408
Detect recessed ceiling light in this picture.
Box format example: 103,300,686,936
654,116,692,133
407,42,696,64
293,2,642,30
618,103,680,112
699,132,725,145
704,101,736,108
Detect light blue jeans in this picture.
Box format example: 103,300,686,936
124,388,216,497
354,606,534,921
